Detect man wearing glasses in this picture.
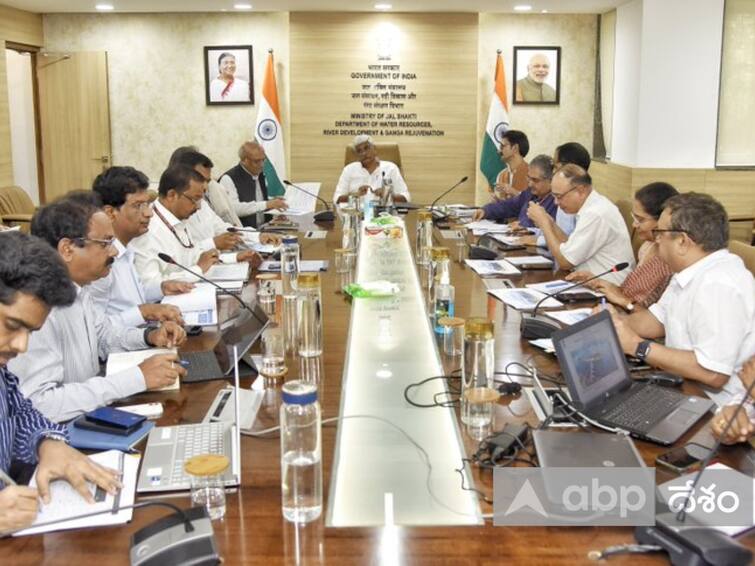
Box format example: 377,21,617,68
8,199,187,423
526,163,635,285
606,193,755,408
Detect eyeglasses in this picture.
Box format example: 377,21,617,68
180,192,202,206
651,228,689,239
73,236,116,249
552,185,579,201
126,201,152,212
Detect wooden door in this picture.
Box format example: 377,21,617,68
36,51,111,203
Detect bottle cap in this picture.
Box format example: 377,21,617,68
282,236,298,244
465,317,494,339
417,210,433,221
282,381,318,405
438,316,465,328
430,247,450,260
297,272,320,289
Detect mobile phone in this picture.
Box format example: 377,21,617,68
74,415,134,436
85,407,146,431
656,442,713,474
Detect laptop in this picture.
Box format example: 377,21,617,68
136,346,243,493
552,311,714,446
181,303,269,383
534,430,645,468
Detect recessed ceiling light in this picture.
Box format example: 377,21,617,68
375,3,392,10
233,3,252,9
541,9,548,13
514,5,533,11
95,3,114,10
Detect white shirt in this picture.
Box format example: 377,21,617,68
8,286,147,423
534,207,577,247
218,166,268,219
559,189,635,285
86,239,162,328
333,160,410,203
207,179,241,226
186,199,234,252
649,249,755,407
209,78,250,102
131,200,205,287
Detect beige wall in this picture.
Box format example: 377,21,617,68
43,12,290,183
290,12,478,205
477,13,597,202
0,4,43,187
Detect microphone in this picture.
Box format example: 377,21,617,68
520,262,630,340
157,253,267,327
227,226,258,233
429,176,469,220
283,180,335,222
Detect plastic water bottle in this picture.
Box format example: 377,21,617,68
280,381,322,523
281,236,300,299
363,198,375,223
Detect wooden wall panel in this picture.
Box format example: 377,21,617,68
0,5,43,47
290,13,477,206
0,40,11,186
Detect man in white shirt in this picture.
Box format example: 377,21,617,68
608,193,755,408
712,355,755,445
9,198,186,422
88,166,193,327
218,141,288,228
333,134,410,204
527,163,634,285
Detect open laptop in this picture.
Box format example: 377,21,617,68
181,303,269,383
136,346,243,493
552,310,714,446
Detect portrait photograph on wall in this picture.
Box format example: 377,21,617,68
513,46,561,105
204,45,254,105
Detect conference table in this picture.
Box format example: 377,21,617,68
7,211,755,565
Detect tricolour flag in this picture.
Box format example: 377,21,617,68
480,51,511,187
255,50,286,196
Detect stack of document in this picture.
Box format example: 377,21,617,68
464,259,521,277
106,348,180,391
161,283,217,326
504,255,554,268
487,287,563,310
526,279,603,299
205,262,249,282
490,233,525,246
466,219,511,236
259,260,329,272
544,308,593,326
267,182,321,216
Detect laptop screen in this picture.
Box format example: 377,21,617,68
552,310,630,410
213,303,269,375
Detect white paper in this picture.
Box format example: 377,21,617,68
490,233,523,246
161,283,217,326
106,348,180,391
526,279,603,298
259,260,328,272
544,308,593,326
440,229,464,240
466,219,511,235
250,242,278,254
464,259,521,277
15,450,140,536
504,255,554,267
282,181,321,214
303,230,328,239
529,338,555,353
205,262,250,281
487,287,563,310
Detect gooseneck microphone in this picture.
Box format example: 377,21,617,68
429,176,469,219
283,179,335,222
158,253,267,326
227,226,258,233
520,262,630,340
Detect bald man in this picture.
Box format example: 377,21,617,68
515,53,556,103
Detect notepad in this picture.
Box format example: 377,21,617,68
67,420,154,451
504,255,554,268
544,308,593,326
106,348,180,391
464,259,521,277
14,450,140,536
161,283,217,326
487,287,563,310
205,262,250,281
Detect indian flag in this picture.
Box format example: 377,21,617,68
480,51,510,187
255,50,286,197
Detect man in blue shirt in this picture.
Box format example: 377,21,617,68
0,231,121,534
473,154,557,228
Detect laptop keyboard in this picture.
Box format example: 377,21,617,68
602,385,684,432
181,351,224,382
170,422,226,486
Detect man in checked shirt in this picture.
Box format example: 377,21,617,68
0,231,120,534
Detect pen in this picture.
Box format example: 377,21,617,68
0,468,17,486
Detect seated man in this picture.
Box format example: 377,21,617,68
608,193,755,408
89,166,193,327
527,163,634,285
9,199,186,422
333,134,410,204
488,129,530,201
712,356,755,445
218,141,288,228
0,232,121,533
473,154,556,227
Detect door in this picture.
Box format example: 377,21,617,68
36,51,111,203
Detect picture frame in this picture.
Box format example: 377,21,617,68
204,45,254,106
512,46,561,105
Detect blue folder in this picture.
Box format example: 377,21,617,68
67,420,154,451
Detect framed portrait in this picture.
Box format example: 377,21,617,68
204,45,254,106
512,46,561,105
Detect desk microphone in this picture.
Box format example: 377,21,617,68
157,252,267,327
283,179,335,222
227,226,258,233
520,262,629,340
429,176,469,220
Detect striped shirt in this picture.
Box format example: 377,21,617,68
0,367,67,485
620,242,673,308
8,286,148,423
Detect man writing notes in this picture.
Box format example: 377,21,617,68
333,135,410,204
0,232,121,533
527,163,635,285
9,199,186,423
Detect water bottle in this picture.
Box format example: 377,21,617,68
280,381,322,523
363,198,375,223
461,318,495,427
281,236,300,299
415,210,434,266
297,273,323,357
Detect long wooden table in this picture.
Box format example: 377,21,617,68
7,212,755,565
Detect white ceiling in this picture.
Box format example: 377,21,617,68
5,0,629,14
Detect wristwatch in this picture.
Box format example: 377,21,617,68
634,340,652,361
